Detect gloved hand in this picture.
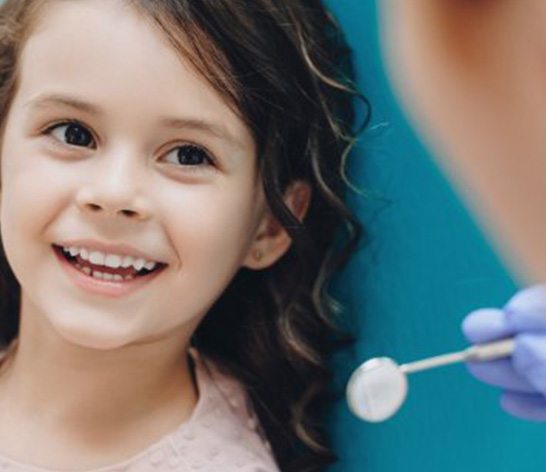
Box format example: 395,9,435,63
461,284,546,421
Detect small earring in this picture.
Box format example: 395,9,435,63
253,249,263,261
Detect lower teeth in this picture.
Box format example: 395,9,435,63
75,263,135,281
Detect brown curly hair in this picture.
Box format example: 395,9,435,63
0,1,369,471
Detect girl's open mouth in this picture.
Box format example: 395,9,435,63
52,244,168,297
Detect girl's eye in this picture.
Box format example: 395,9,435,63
45,121,95,148
44,121,215,170
162,144,214,168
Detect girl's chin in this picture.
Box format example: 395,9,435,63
46,326,142,351
42,317,182,351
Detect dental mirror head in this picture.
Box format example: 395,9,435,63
346,338,516,423
346,357,408,422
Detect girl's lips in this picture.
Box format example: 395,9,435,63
52,244,167,298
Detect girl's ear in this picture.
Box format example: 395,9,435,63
242,180,311,270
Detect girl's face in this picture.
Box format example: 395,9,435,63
0,0,267,349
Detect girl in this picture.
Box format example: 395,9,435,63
0,0,364,471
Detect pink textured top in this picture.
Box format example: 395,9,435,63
0,347,280,472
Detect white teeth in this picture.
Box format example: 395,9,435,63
104,254,122,269
144,261,156,270
89,251,105,265
133,258,146,271
60,245,161,272
121,256,134,268
74,264,135,281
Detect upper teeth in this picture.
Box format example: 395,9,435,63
61,246,158,272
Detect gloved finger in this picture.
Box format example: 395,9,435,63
500,390,546,422
505,284,546,332
464,359,536,393
512,333,546,394
461,308,513,344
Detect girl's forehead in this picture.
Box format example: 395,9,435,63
17,0,253,151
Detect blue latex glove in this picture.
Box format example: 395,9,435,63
462,284,546,421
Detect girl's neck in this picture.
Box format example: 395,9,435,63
0,311,199,469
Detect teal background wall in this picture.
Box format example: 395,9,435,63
325,1,546,471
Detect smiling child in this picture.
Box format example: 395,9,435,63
0,1,363,471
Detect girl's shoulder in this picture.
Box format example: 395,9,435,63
181,347,280,471
115,347,281,471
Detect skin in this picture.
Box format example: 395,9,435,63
378,0,546,284
0,0,310,468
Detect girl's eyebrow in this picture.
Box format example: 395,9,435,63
24,93,242,147
25,93,100,115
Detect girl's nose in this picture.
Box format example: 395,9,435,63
75,151,153,222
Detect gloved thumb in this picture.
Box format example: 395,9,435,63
462,308,512,344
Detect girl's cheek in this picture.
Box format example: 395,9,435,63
166,184,255,245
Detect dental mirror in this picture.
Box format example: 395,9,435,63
346,337,516,422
